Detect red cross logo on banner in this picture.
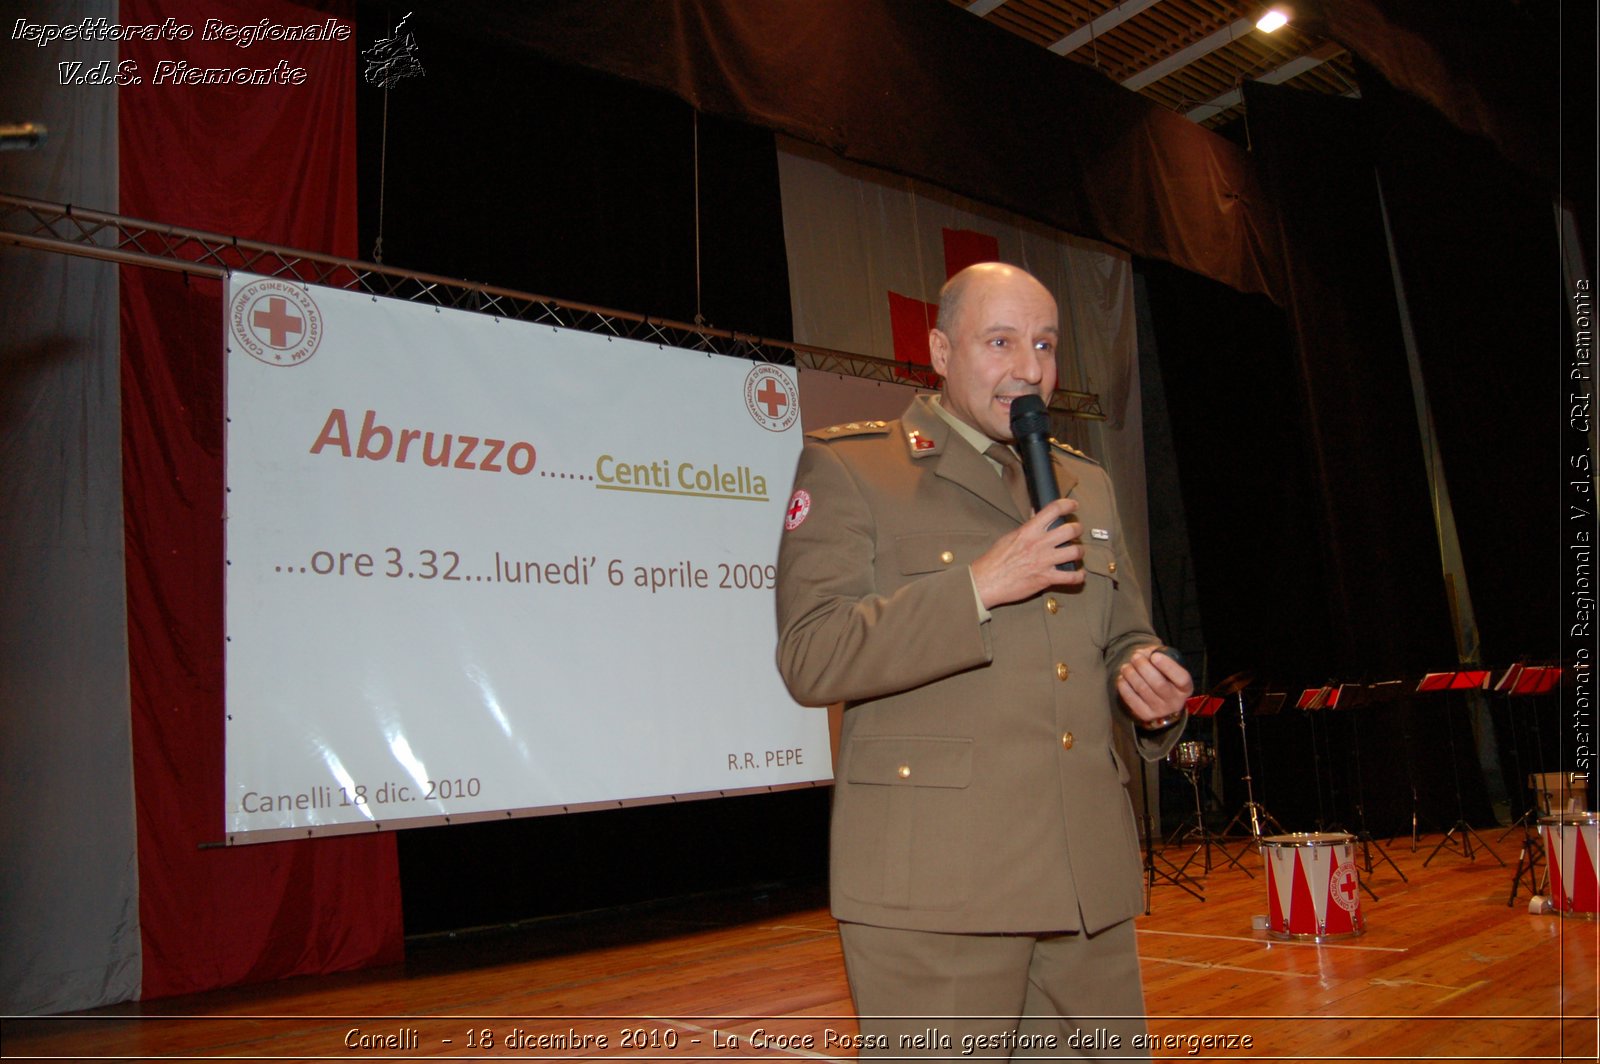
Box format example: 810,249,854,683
229,278,325,367
744,366,799,432
252,296,305,349
755,377,789,419
887,228,1001,385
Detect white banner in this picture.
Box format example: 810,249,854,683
223,273,825,840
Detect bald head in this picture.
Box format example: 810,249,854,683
935,262,1053,337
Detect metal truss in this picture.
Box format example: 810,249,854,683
0,192,1104,420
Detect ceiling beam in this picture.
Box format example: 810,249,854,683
1182,52,1331,122
964,0,1011,17
1049,0,1164,57
1121,16,1254,91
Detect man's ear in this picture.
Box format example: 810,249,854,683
928,329,950,377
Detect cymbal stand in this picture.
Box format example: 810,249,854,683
1220,690,1285,844
1424,691,1506,868
1137,756,1203,908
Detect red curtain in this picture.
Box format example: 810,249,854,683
119,0,401,998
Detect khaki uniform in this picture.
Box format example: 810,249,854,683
777,394,1183,937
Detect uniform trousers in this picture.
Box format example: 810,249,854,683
838,918,1150,1061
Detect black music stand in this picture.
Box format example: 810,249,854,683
1419,670,1507,867
1218,678,1288,845
1500,665,1564,905
1330,681,1404,895
1298,684,1335,831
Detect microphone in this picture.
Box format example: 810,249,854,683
1008,393,1076,572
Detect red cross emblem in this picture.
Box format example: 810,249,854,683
229,278,324,367
745,367,799,432
1331,862,1361,912
784,489,811,531
251,296,305,349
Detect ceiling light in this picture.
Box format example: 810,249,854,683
1256,8,1290,33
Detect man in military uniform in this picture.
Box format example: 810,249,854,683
775,262,1191,1057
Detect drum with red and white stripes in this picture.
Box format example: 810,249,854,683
1260,832,1365,940
1539,813,1600,917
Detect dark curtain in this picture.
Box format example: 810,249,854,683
391,0,1286,303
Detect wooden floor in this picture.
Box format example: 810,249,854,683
4,831,1597,1062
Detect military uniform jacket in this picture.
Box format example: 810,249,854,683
775,394,1184,935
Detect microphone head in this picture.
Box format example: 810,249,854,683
1008,393,1052,438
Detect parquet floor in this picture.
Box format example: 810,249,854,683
4,831,1596,1062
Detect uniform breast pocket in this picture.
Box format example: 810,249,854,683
835,735,973,911
889,531,993,578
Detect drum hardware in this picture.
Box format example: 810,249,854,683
1419,674,1507,869
1165,739,1251,878
1535,813,1600,918
1137,754,1204,909
1507,822,1547,908
1259,832,1366,940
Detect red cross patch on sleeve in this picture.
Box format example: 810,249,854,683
784,489,812,531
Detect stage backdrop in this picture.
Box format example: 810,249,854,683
223,273,823,840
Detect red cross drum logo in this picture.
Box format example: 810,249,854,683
744,365,799,433
229,278,325,367
1330,860,1361,913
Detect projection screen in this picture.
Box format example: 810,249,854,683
222,273,827,842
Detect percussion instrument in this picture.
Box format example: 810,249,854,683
1539,812,1599,917
1259,832,1364,939
1168,740,1214,773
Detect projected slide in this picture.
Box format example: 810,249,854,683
223,273,825,840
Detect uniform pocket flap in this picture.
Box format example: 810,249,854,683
846,735,973,788
894,532,991,576
1079,543,1117,581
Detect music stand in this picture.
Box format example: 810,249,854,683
1332,681,1406,892
1298,684,1335,830
1501,665,1564,905
1218,678,1287,845
1419,670,1507,868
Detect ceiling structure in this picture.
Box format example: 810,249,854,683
951,0,1358,129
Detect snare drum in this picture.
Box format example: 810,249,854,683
1168,740,1214,772
1259,832,1364,940
1539,813,1599,918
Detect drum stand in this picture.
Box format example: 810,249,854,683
1424,691,1507,868
1219,690,1285,844
1138,757,1203,908
1173,762,1251,878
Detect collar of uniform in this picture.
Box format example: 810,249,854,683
902,395,1021,520
899,393,951,459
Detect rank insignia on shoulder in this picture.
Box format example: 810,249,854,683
1048,437,1099,464
806,420,891,442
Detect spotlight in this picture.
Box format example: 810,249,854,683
1256,7,1290,33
